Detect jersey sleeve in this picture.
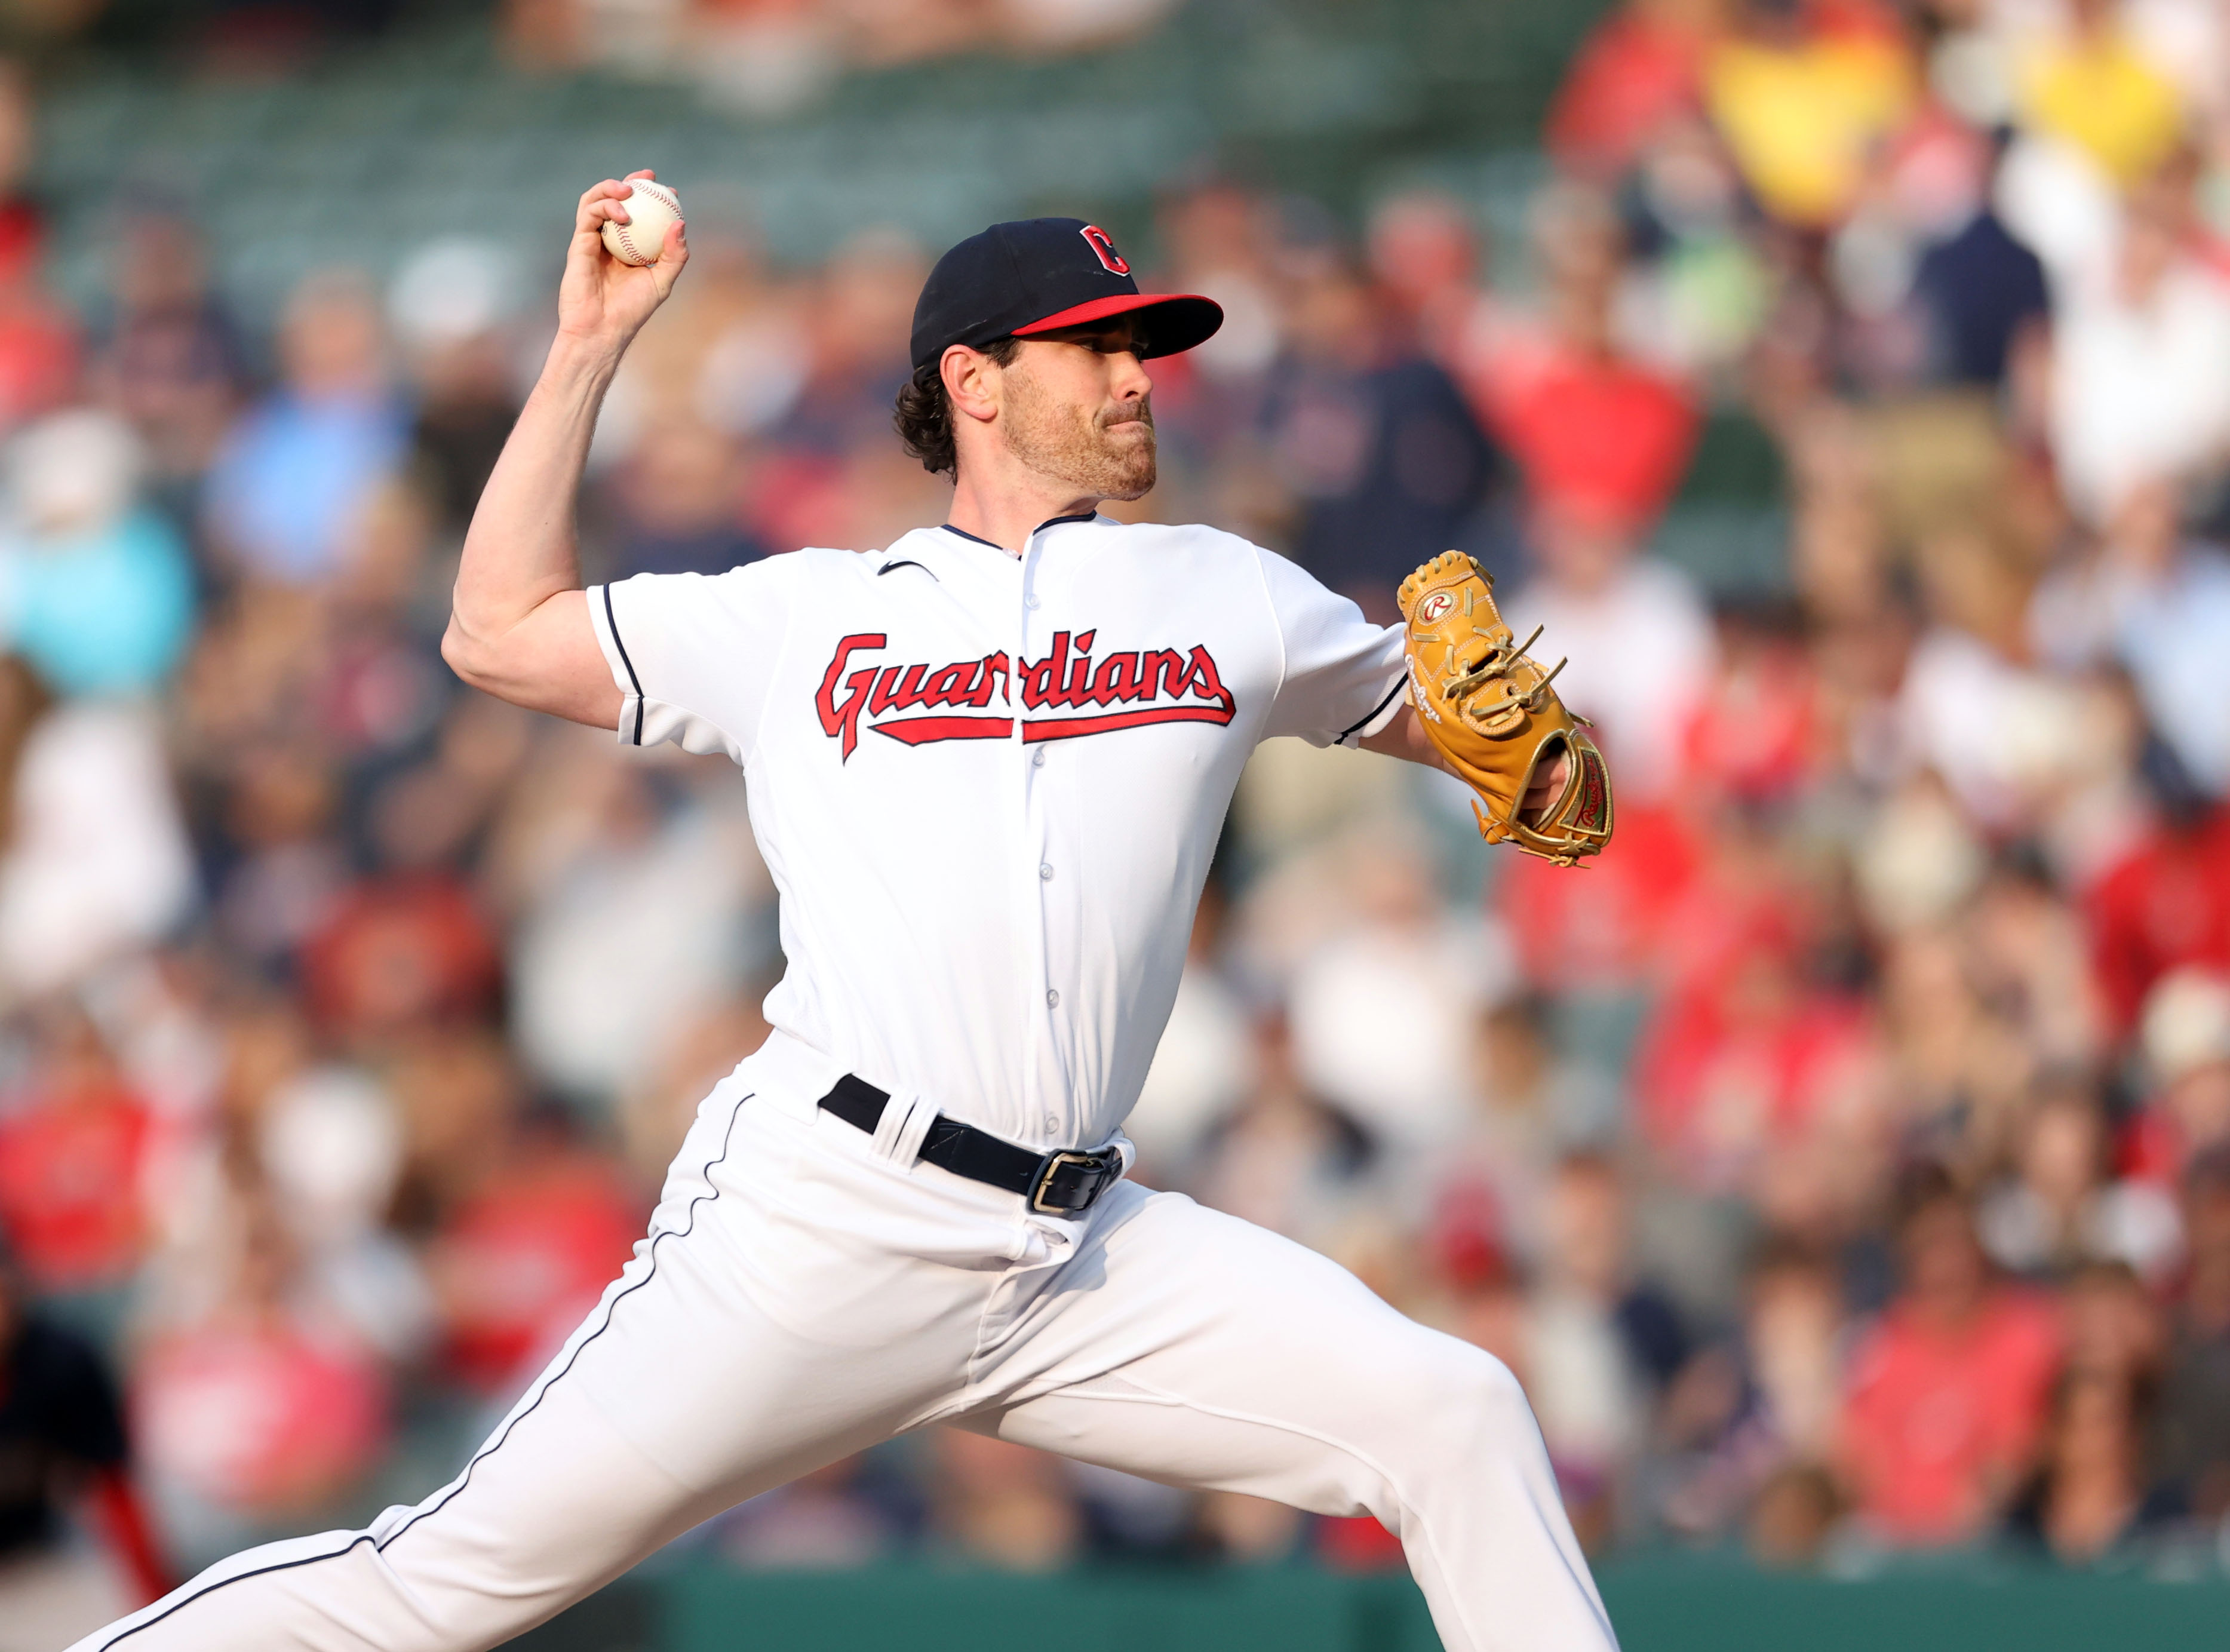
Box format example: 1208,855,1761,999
1252,545,1409,747
586,558,795,766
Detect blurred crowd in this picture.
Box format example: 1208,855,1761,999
499,0,1184,116
2,0,2230,1635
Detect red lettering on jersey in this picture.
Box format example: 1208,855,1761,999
1182,645,1235,716
1091,652,1143,706
1065,630,1098,705
814,631,1235,756
1080,225,1130,276
1142,649,1186,699
922,662,973,707
868,666,910,716
969,652,1008,707
1021,644,1061,708
815,634,886,760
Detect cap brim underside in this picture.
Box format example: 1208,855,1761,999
1013,293,1224,358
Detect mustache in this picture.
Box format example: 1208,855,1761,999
1098,396,1154,432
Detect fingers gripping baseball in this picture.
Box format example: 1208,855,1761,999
558,171,688,348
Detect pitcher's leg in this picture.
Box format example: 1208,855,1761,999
66,1083,982,1652
978,1189,1615,1652
68,1370,724,1652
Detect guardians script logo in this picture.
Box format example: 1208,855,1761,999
815,630,1236,760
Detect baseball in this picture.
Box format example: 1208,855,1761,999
601,178,681,267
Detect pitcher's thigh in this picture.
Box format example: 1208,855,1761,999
981,1193,1616,1652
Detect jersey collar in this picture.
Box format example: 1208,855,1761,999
938,512,1104,553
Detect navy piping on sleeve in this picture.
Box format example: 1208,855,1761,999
1337,674,1407,744
88,1089,758,1652
602,584,646,747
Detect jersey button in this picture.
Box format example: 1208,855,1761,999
1045,988,1060,1008
1044,1114,1058,1132
1032,748,1046,767
1025,594,1041,610
1039,863,1053,880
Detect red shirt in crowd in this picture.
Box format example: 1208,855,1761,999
1839,1289,2061,1544
0,1085,152,1291
133,1319,387,1515
1545,4,1713,176
2084,806,2230,1033
1634,981,1875,1185
300,871,503,1043
1500,802,1703,992
1478,349,1698,530
432,1149,642,1392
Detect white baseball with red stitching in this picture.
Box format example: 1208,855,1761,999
600,179,681,267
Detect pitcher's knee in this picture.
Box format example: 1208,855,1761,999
1379,1338,1539,1470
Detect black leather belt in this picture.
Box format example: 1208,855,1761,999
815,1073,1125,1216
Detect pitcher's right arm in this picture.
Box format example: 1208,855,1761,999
440,173,688,728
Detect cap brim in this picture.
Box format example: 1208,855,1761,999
1014,292,1224,358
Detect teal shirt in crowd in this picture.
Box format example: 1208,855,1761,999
0,509,195,697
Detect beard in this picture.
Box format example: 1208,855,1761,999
1001,369,1157,502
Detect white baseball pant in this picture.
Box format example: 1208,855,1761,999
69,1031,1616,1652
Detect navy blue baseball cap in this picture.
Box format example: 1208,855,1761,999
910,217,1222,372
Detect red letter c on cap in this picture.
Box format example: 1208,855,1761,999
1080,225,1129,275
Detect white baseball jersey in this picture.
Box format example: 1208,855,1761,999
583,513,1407,1152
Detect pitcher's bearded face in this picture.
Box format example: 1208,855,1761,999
999,334,1157,501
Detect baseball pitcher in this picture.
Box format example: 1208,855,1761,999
71,175,1616,1652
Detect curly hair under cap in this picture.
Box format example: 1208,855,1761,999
893,336,1021,478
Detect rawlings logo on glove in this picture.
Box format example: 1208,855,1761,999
1396,551,1614,867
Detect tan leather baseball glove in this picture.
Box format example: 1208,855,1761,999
1396,550,1614,867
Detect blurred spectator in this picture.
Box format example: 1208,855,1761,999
2045,168,2230,530
1259,246,1498,619
1839,1171,2062,1545
1190,1011,1380,1255
0,65,75,439
1436,995,1619,1268
0,696,192,1002
1999,1369,2175,1561
387,239,526,539
88,206,246,491
425,1106,640,1395
1654,1243,1845,1544
713,1453,914,1569
0,1252,167,1650
0,1009,154,1315
2089,821,2230,1040
1470,189,1700,546
1126,885,1254,1177
499,742,770,1111
2013,0,2187,188
1522,1153,1688,1544
1976,1077,2182,1283
1702,0,1916,229
600,417,768,578
1906,146,2051,389
1547,0,1724,179
131,1204,388,1545
2131,969,2230,1189
0,410,195,699
1286,843,1507,1153
2158,1150,2230,1519
202,270,407,587
927,1428,1081,1571
2031,478,2230,797
1897,523,2080,832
